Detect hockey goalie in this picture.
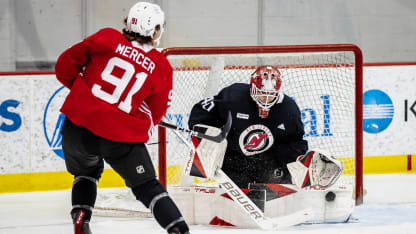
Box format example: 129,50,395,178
168,66,354,229
168,124,354,229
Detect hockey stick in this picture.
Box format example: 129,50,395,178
165,123,196,176
93,206,152,218
159,111,232,143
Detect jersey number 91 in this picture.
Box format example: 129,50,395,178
92,57,148,113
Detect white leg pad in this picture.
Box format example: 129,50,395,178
169,184,354,227
168,185,258,228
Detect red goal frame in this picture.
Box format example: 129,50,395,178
159,44,363,205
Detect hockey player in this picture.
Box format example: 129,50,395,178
55,2,189,234
188,65,308,188
184,66,348,226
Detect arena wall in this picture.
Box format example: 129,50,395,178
0,64,415,193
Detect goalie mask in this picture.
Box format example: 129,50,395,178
250,66,283,118
127,2,166,46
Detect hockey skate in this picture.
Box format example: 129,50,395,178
72,210,92,234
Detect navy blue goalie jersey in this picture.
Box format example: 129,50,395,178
188,83,308,172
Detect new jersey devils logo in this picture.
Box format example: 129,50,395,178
239,124,274,156
244,133,268,149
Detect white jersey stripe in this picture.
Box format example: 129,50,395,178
139,101,154,139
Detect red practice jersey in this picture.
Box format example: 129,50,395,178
55,28,173,143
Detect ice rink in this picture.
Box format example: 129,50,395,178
1,174,415,234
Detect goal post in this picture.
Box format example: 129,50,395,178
156,44,363,205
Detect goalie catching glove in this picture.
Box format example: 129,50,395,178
287,150,343,189
189,124,227,179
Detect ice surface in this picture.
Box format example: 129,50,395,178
0,174,415,234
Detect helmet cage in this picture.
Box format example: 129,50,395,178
250,85,279,110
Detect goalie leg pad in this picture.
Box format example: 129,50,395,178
132,179,189,233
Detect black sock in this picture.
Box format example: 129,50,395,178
132,179,189,233
71,176,97,221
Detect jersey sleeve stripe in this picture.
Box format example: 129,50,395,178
138,101,154,139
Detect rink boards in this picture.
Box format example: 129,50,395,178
0,64,415,192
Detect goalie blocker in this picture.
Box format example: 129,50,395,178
187,124,228,179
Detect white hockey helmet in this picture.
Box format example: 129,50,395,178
126,2,166,44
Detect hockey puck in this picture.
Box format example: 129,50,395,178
325,191,336,202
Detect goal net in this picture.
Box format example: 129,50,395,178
95,44,363,216
154,44,363,204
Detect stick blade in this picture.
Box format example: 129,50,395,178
268,207,314,229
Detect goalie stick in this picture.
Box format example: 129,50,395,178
159,111,232,143
214,169,312,230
